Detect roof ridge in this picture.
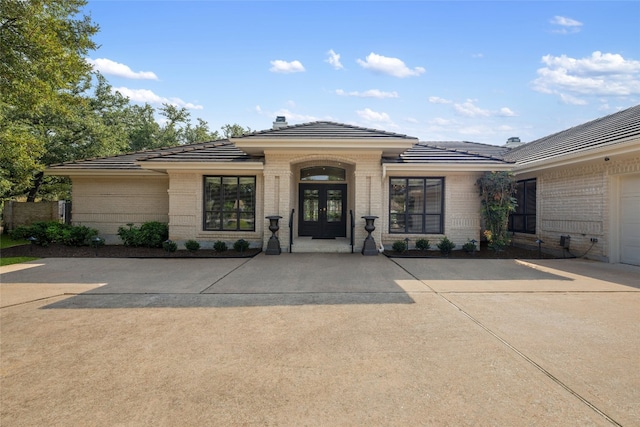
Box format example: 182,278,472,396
239,120,416,139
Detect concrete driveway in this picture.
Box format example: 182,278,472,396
1,254,638,426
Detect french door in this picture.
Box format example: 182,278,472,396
298,184,347,238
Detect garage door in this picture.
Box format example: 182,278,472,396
620,174,640,266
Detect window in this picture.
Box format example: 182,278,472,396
509,178,536,233
300,166,346,181
204,176,256,231
389,177,444,234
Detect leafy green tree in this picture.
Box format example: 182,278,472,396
221,123,252,138
476,171,517,251
0,0,98,200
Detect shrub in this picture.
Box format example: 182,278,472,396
437,236,456,256
118,222,168,248
184,240,200,251
392,240,408,253
462,240,477,253
9,221,98,247
213,240,227,252
233,239,250,253
163,240,178,252
415,238,430,251
61,225,98,247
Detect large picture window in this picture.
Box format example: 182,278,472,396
389,177,444,234
509,178,536,234
204,176,256,231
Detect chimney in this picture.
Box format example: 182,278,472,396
505,137,524,148
272,116,288,130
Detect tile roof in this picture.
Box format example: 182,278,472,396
48,140,259,171
505,104,640,164
384,141,513,165
235,121,419,140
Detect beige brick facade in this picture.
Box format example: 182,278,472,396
70,175,169,244
512,156,640,262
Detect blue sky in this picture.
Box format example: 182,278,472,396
84,1,640,145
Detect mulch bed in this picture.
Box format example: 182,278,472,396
384,246,559,259
2,243,559,260
1,243,261,259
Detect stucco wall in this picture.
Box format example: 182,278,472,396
71,175,169,244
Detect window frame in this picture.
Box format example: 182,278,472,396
203,175,256,232
388,177,444,234
509,178,536,234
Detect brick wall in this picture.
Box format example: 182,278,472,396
71,175,169,244
2,201,61,231
512,156,640,262
381,172,483,250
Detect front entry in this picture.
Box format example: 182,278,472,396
299,184,347,238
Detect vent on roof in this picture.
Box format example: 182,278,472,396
273,116,288,130
505,137,524,148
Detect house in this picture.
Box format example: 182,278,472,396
46,106,640,265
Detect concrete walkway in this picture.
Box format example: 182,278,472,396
1,254,638,426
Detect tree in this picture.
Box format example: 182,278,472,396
0,0,99,200
476,171,517,251
221,123,252,138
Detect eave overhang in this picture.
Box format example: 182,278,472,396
44,168,166,177
382,162,514,178
137,161,265,172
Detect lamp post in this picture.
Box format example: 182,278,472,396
265,215,282,255
91,236,104,257
361,215,378,256
27,236,38,254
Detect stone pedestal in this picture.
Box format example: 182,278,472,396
361,215,379,256
265,215,283,255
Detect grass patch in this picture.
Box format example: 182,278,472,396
1,234,38,266
1,234,28,249
1,256,38,267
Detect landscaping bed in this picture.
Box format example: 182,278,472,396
1,243,261,259
384,245,560,259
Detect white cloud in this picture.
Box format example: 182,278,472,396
472,53,484,59
87,58,158,80
437,99,517,118
325,49,344,70
550,16,583,34
335,89,399,99
428,96,452,104
114,87,203,110
356,52,425,78
429,117,454,126
498,107,517,117
269,59,305,73
356,108,392,123
532,51,640,102
454,100,491,117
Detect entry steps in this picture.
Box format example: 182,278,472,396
290,237,353,253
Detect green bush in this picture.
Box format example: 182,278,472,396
415,238,430,251
233,239,250,252
61,225,98,247
392,240,408,253
184,240,200,251
117,222,168,248
163,240,178,252
9,221,98,247
462,240,477,253
437,236,456,256
213,240,227,252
